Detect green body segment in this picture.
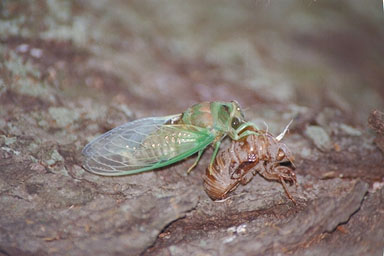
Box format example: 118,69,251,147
181,101,240,135
82,101,253,176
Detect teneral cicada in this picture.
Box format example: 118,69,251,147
203,125,297,203
82,101,257,176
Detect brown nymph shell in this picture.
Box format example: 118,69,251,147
203,127,297,202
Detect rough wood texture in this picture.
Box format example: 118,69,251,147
0,1,383,255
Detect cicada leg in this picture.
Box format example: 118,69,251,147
186,150,204,174
207,140,222,175
232,122,259,140
279,176,297,205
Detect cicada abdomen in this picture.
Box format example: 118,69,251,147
203,127,297,202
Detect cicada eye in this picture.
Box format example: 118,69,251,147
231,117,241,129
277,149,285,161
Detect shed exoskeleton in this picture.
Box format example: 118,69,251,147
203,126,297,203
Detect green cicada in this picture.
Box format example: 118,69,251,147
82,101,257,176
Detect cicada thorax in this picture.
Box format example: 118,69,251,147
180,101,246,137
203,129,297,201
180,102,214,128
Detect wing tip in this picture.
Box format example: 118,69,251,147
82,144,92,156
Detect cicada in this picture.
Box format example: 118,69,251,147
82,101,257,176
203,125,297,203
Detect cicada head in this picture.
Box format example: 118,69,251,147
214,100,248,139
253,131,297,190
273,140,296,169
253,130,295,170
229,100,246,130
230,100,245,120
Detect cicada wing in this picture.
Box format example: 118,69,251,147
83,115,180,156
82,115,215,176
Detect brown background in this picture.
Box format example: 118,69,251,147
0,1,383,255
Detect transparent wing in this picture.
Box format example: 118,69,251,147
82,115,215,176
